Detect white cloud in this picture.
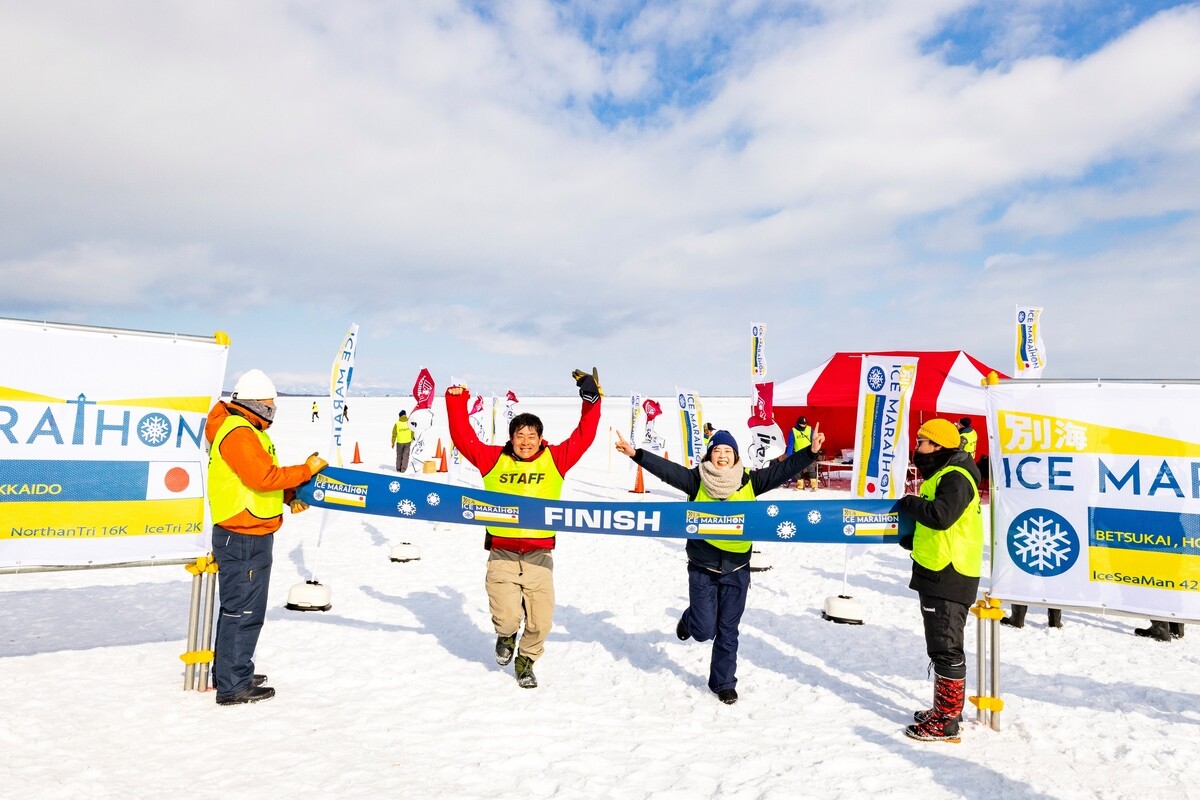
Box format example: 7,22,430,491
1,1,1198,390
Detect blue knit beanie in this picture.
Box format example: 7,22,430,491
707,430,739,457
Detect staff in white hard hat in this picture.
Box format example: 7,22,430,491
205,369,328,706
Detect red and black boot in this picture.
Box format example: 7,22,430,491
906,675,965,743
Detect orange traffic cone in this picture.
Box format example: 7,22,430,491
434,438,444,459
351,442,362,464
438,447,449,473
629,465,645,494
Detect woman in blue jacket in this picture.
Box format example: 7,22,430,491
615,426,823,705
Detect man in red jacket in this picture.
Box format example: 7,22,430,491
446,369,601,689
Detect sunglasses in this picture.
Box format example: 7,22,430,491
915,438,932,446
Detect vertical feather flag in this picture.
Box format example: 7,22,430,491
642,398,666,451
676,389,704,467
1015,306,1046,378
630,393,645,450
329,323,358,466
748,381,774,428
852,355,917,499
751,322,767,380
412,367,435,411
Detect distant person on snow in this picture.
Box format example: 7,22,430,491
615,424,824,706
311,401,319,422
206,369,328,706
391,410,414,472
446,368,602,690
898,418,982,743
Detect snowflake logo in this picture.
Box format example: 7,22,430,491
807,509,822,525
389,481,401,493
426,492,441,506
397,499,417,516
137,413,172,446
867,366,886,392
776,521,797,539
766,504,779,517
1007,508,1079,577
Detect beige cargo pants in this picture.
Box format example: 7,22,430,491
486,549,554,661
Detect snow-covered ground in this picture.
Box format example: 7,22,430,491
2,396,1196,800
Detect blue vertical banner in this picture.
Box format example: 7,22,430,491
329,323,358,465
852,355,918,499
676,388,704,467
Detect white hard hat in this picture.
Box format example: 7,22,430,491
232,369,277,401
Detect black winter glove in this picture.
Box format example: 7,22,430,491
572,367,602,403
899,534,914,551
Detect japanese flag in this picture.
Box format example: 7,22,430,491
145,461,205,500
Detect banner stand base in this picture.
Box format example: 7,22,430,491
286,580,332,612
821,595,865,625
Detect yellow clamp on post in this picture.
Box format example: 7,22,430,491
969,695,1005,712
179,649,214,666
971,595,1005,620
184,555,219,575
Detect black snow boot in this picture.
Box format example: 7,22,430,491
1134,620,1172,642
1047,608,1063,628
495,633,516,666
1169,622,1185,639
1000,604,1027,628
515,655,537,689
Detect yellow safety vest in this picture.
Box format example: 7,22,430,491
392,419,413,445
481,448,565,540
695,472,755,553
207,416,283,526
911,464,982,577
960,428,978,456
792,424,812,452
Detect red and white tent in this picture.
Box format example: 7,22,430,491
773,350,1007,458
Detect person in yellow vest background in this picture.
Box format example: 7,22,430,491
898,417,982,742
311,400,319,422
781,415,819,490
703,422,715,449
391,410,414,472
205,369,328,706
615,424,824,705
445,368,602,689
956,417,978,459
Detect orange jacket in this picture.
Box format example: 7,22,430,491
205,401,315,535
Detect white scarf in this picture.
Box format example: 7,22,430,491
698,459,744,500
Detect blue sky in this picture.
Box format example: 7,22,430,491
2,0,1198,396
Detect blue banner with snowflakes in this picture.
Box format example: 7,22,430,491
296,467,911,544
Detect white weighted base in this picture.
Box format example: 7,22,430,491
389,542,422,563
822,594,865,625
285,580,332,612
